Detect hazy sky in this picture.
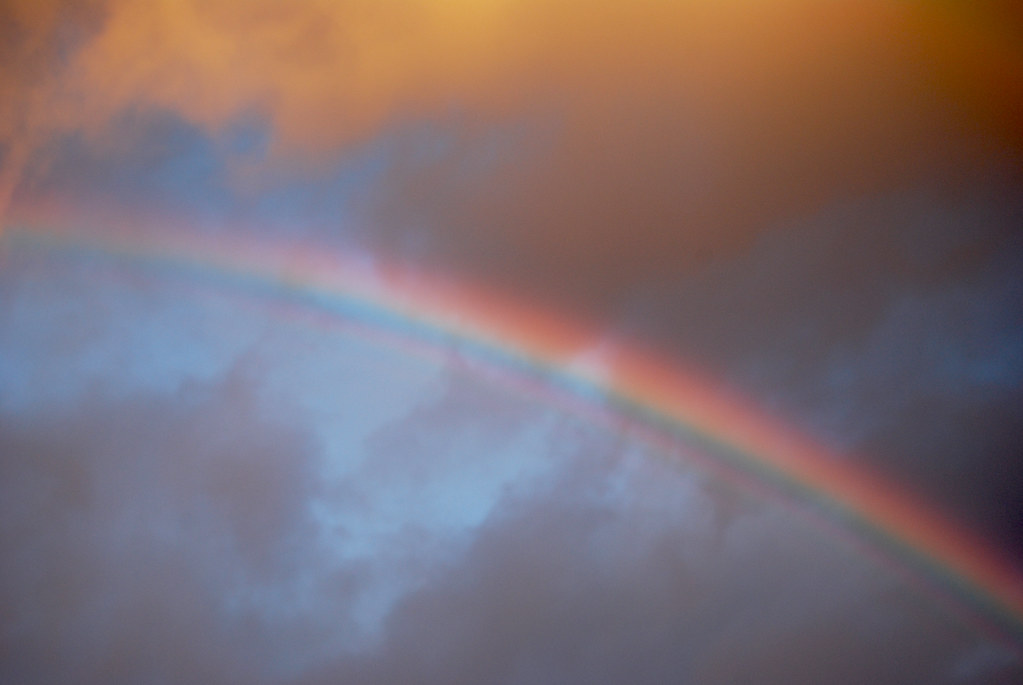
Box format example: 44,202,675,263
2,1,1022,682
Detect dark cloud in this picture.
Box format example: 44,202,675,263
644,188,1023,557
358,2,1023,303
0,380,327,683
307,445,1021,685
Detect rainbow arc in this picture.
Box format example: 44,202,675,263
4,224,1022,643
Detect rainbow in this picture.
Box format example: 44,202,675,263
3,223,1023,644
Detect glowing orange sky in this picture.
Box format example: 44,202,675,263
2,1,1019,191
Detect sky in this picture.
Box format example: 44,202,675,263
1,1,1023,682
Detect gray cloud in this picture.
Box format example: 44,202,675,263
638,188,1023,557
2,356,1020,683
0,383,325,682
307,439,1021,685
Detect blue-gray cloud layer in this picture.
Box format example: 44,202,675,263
1,255,1020,683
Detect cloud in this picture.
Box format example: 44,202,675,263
3,253,1017,682
9,379,1012,684
305,442,1021,685
2,2,1023,679
0,382,327,682
625,186,1023,557
3,1,1020,209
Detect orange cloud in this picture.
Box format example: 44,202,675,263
1,0,1020,230
3,1,1016,147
